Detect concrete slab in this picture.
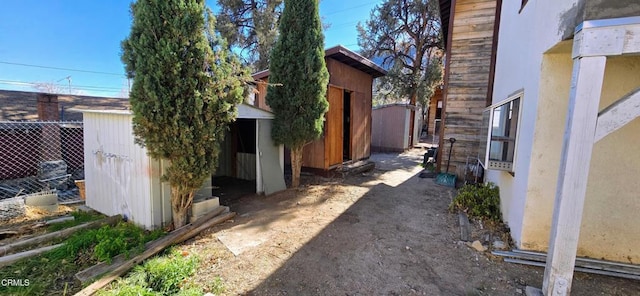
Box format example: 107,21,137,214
190,206,229,223
24,191,58,212
191,197,220,218
216,224,271,256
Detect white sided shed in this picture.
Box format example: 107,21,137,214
371,104,421,152
80,104,285,229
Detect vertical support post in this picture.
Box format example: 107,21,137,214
542,55,606,295
255,120,263,194
37,94,62,162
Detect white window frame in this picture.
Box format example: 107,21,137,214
481,91,524,172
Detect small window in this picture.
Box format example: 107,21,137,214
480,92,522,172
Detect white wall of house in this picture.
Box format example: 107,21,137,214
489,0,640,262
487,0,577,245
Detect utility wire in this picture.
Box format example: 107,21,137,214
0,79,123,90
0,61,125,77
323,1,379,16
0,79,125,94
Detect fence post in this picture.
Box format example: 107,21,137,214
37,94,62,162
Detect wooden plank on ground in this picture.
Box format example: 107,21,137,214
75,252,129,283
0,215,121,256
75,206,226,283
0,243,63,267
75,210,235,296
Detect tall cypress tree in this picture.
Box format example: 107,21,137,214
266,0,329,188
122,0,248,227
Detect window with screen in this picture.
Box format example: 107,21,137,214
482,92,522,172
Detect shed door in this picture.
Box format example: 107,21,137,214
257,119,286,195
326,86,344,167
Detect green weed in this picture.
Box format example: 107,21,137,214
450,182,502,223
0,222,165,296
98,248,206,296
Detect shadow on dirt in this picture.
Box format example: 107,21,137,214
205,149,640,296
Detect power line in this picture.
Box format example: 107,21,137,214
323,1,379,16
0,79,125,94
0,79,123,90
0,61,125,77
325,21,360,31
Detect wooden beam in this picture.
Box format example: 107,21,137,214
0,215,121,256
542,56,607,295
573,19,640,58
0,243,63,268
594,87,640,142
75,210,235,296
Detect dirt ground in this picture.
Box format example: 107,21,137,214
178,147,640,296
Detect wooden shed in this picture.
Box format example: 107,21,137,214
252,45,386,173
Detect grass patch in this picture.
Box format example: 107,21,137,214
46,211,104,232
98,248,216,296
0,222,165,296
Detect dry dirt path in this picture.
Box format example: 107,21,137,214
180,148,640,296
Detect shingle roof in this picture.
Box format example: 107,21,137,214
252,45,387,79
0,89,130,121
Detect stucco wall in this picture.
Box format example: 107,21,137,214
523,54,640,262
487,0,578,244
520,43,573,251
490,0,640,262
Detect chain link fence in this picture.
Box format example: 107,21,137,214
0,121,84,202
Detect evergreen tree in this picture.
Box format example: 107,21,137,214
266,0,329,188
122,0,249,227
216,0,283,70
358,0,443,109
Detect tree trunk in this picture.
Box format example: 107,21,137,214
290,146,303,188
170,186,194,228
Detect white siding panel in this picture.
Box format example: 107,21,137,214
83,111,163,229
215,130,233,177
236,153,256,180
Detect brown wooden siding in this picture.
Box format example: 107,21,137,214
254,77,272,112
427,88,443,136
324,86,344,167
326,58,373,162
350,91,371,160
256,57,375,171
440,0,498,176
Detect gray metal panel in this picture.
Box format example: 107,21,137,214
257,119,286,195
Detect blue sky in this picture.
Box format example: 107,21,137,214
0,0,381,97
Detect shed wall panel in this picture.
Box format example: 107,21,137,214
236,152,257,180
83,112,158,229
371,105,409,152
350,91,371,160
325,86,343,167
326,59,373,161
